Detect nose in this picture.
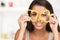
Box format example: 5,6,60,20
37,14,41,21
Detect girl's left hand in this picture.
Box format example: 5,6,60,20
49,14,58,32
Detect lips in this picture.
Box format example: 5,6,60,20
35,21,43,27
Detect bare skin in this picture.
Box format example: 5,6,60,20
15,29,60,40
14,5,60,40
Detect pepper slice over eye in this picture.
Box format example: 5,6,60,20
41,13,47,16
31,12,37,16
26,9,50,23
41,10,50,17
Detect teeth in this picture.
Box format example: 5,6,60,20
36,22,42,26
37,21,42,23
37,23,41,25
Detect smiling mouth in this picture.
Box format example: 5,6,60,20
35,21,43,26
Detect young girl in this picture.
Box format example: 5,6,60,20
14,0,60,40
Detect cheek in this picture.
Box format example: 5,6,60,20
31,16,36,20
41,22,46,25
46,17,50,21
30,16,37,21
41,16,49,21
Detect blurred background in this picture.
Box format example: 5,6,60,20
0,0,60,40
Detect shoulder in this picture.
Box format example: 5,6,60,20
14,29,20,40
14,29,26,40
58,32,60,40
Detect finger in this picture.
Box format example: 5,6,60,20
50,14,58,21
22,17,30,21
19,13,28,18
18,14,29,21
21,15,30,20
49,17,58,25
50,14,57,19
21,13,28,16
20,16,30,21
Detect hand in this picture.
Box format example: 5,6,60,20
18,13,30,30
49,14,58,32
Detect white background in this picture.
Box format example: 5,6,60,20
0,0,60,40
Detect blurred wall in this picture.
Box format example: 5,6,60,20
0,0,60,40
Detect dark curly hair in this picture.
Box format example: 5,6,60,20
26,0,60,32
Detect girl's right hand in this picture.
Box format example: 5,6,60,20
18,14,30,30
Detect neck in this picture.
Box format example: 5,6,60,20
32,27,48,37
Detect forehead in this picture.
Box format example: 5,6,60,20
32,5,47,12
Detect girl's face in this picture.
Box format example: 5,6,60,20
30,5,50,30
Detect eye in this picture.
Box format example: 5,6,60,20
31,12,37,16
41,13,47,16
41,12,48,16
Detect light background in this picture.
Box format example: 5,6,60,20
0,0,60,40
